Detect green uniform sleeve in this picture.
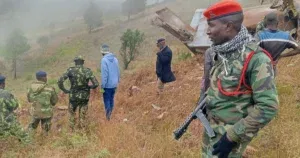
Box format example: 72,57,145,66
6,93,19,111
27,87,33,103
227,52,279,143
57,69,70,93
50,87,58,106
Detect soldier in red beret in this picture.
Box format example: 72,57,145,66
201,0,279,157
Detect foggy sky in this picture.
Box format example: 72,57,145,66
0,0,127,43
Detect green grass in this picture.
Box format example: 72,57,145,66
88,149,111,158
177,51,193,61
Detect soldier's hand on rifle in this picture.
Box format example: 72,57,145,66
212,132,237,158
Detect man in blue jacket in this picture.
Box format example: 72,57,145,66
100,44,120,120
156,38,176,95
255,12,300,62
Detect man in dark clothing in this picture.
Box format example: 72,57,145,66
255,12,300,63
156,38,176,95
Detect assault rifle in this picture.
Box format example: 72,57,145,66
173,98,215,140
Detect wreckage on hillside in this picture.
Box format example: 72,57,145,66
152,0,300,55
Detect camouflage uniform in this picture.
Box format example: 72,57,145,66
255,20,265,33
27,81,58,135
202,43,279,157
0,89,30,143
58,59,99,130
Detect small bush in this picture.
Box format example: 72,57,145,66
52,132,89,149
177,51,192,61
88,149,111,158
120,29,145,70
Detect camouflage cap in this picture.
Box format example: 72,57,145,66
0,75,6,84
74,55,85,61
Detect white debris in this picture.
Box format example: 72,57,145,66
157,112,168,119
151,104,161,110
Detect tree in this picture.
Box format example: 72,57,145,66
4,29,30,79
37,35,49,51
120,29,144,70
122,0,146,20
83,2,103,33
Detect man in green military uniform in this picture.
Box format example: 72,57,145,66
27,71,58,136
58,56,99,130
202,1,279,158
0,75,30,143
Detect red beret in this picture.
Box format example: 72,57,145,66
204,0,243,21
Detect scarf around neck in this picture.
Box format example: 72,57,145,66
211,25,252,54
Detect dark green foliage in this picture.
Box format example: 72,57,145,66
120,29,144,69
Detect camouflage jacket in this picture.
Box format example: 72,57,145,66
58,65,99,101
206,42,279,143
27,81,58,119
256,20,265,33
0,89,19,124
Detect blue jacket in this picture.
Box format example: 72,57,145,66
255,29,298,61
101,53,120,88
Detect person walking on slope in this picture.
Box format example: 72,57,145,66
100,44,120,121
155,38,176,95
58,56,99,131
0,75,30,144
255,12,300,74
202,1,279,157
27,71,58,136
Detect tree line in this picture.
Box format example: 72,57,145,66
0,0,147,79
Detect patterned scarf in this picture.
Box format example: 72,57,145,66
211,25,252,54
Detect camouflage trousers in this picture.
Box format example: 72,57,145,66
69,100,88,130
201,118,250,158
28,117,52,135
0,121,30,144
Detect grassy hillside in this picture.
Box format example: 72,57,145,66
1,0,300,157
